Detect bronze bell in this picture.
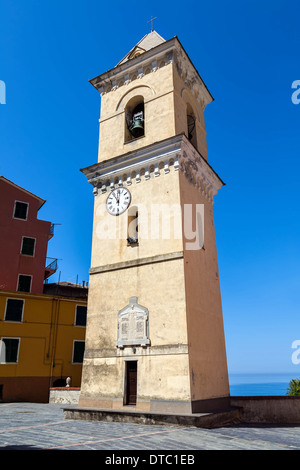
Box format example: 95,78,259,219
129,110,144,138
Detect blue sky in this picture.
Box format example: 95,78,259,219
1,0,299,377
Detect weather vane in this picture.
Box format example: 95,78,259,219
147,16,157,32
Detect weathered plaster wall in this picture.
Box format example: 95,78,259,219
90,167,183,268
79,256,190,410
179,169,230,403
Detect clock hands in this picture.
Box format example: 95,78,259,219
112,191,119,203
107,188,131,215
112,189,121,202
113,190,121,214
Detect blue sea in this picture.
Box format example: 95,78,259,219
229,373,298,396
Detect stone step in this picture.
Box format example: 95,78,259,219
63,405,242,429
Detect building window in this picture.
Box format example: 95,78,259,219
4,299,24,322
17,274,32,293
21,237,36,256
75,305,87,326
127,207,139,245
13,201,28,220
72,341,85,363
0,338,20,363
125,96,145,142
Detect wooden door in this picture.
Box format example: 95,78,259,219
126,361,137,405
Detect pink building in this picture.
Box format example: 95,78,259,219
0,176,57,294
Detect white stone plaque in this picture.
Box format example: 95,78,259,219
116,297,150,348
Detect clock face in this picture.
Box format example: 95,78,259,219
106,187,131,216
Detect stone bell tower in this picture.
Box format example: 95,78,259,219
78,31,230,413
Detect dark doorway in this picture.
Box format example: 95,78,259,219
125,361,137,405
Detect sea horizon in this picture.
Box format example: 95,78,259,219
228,372,299,396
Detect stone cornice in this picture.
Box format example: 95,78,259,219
179,138,225,202
84,343,189,359
80,134,224,203
89,37,213,110
89,251,184,275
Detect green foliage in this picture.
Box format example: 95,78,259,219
286,378,300,396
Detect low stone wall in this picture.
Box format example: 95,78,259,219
51,391,300,426
49,387,80,405
231,396,300,424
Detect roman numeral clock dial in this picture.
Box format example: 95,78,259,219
106,187,131,215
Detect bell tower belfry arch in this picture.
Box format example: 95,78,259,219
79,31,230,413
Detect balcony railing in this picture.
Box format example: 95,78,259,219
45,257,58,274
46,257,58,271
48,223,55,240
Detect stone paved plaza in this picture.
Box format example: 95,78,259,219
0,402,300,452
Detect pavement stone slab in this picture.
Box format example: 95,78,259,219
0,402,299,453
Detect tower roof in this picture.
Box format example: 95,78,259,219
89,33,213,108
116,30,166,66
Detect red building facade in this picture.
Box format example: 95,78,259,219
0,176,56,294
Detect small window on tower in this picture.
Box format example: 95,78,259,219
125,96,145,142
127,207,138,246
186,104,197,149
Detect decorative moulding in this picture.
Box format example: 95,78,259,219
89,37,213,110
80,134,224,203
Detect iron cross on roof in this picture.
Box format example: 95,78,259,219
147,16,157,32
